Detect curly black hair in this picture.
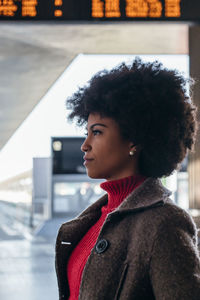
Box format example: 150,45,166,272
67,57,198,178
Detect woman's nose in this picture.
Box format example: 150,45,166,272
81,138,91,152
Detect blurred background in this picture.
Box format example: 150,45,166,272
0,1,200,299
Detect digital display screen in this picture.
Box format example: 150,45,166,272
52,137,86,175
0,0,199,21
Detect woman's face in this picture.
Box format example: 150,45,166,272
81,113,139,181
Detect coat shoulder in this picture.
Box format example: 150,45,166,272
147,198,198,240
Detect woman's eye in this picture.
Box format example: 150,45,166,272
92,130,101,136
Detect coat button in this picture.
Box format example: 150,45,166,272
95,239,109,254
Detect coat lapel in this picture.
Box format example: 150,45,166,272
58,194,108,246
55,195,109,299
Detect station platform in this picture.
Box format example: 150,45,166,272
0,236,58,300
0,215,74,300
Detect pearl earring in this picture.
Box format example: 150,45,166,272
129,148,136,156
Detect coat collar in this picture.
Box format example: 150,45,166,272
79,177,172,218
117,177,172,212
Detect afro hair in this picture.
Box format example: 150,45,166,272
67,57,198,178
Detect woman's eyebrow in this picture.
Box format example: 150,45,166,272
88,123,108,130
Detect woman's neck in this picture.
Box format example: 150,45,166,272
100,174,147,211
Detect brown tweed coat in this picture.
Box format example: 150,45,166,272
55,177,200,300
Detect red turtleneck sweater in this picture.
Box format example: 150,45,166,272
67,175,147,299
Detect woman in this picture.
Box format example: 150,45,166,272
55,58,200,299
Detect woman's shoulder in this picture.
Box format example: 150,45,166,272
147,198,198,240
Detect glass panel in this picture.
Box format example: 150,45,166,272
53,181,104,213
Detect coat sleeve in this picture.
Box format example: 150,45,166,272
149,209,200,300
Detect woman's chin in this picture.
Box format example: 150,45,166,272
86,170,104,179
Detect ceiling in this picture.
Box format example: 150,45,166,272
0,21,188,150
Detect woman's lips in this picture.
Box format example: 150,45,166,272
83,156,94,166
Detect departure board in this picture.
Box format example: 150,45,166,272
0,0,199,21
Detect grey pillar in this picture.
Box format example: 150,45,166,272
188,26,200,209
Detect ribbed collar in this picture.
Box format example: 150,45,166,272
100,174,147,212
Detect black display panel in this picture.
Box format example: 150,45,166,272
0,0,199,22
52,137,86,175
